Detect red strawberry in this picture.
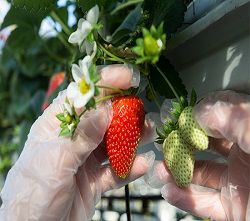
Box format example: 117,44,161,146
104,95,145,178
42,72,65,111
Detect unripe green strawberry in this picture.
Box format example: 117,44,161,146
163,130,194,187
144,35,160,56
104,95,145,179
178,106,208,150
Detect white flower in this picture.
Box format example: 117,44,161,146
80,40,97,58
67,56,95,108
68,5,99,54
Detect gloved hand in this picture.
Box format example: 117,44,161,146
0,64,156,221
145,90,250,221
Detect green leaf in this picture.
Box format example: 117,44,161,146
143,0,186,35
6,27,37,52
12,0,56,15
111,5,142,45
149,57,187,99
1,6,41,29
76,0,114,12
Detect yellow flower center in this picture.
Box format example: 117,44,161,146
79,78,90,94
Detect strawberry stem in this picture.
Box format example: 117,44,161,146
147,76,161,110
96,84,124,94
98,43,125,63
96,94,120,104
155,65,181,103
50,11,71,36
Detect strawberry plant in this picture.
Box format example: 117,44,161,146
0,0,207,187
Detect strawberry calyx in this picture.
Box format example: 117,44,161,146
155,89,197,144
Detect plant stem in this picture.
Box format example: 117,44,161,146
96,94,118,104
79,109,87,118
155,65,181,103
147,76,161,110
111,0,144,15
50,11,71,36
96,85,123,93
98,44,125,63
47,18,73,52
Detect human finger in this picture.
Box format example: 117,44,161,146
194,90,250,153
97,151,155,193
161,183,226,221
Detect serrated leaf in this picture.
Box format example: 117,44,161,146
12,0,56,15
149,57,187,99
1,6,43,30
111,5,142,46
189,88,197,106
143,0,186,35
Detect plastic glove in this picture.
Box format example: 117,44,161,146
145,90,250,221
0,64,156,221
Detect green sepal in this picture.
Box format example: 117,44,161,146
180,96,188,109
59,127,72,137
56,113,66,122
89,64,100,83
60,122,67,128
156,127,167,139
155,137,164,144
132,46,144,57
189,88,197,107
85,98,96,110
136,38,144,47
94,86,100,96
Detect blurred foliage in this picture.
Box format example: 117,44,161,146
0,0,188,179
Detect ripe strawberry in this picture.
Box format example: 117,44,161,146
104,95,145,178
163,130,194,187
178,106,208,150
42,72,65,111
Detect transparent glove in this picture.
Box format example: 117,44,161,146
0,64,156,221
145,90,250,221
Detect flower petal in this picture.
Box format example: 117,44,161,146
91,41,97,59
67,82,79,100
68,30,84,44
72,64,82,82
87,5,99,25
74,84,95,108
82,63,91,83
77,18,85,29
80,55,92,69
80,20,92,40
85,40,94,55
